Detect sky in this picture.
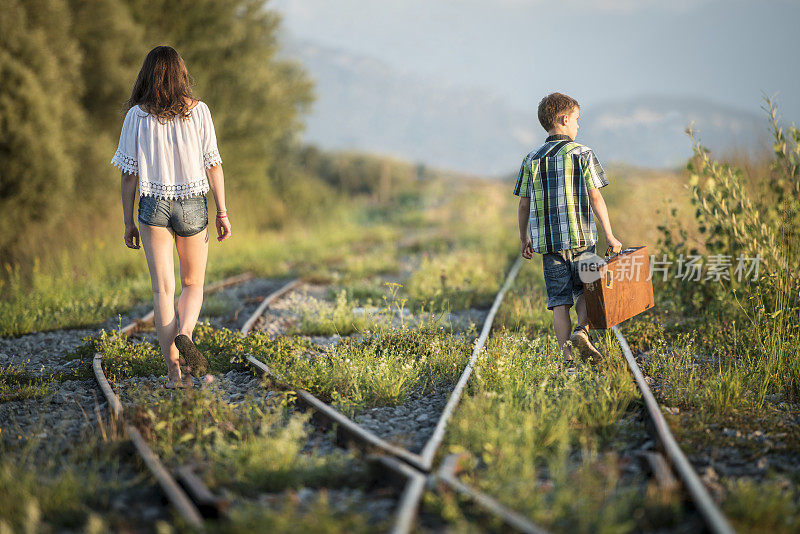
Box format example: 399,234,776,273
271,0,800,122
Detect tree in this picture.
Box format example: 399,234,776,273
122,0,314,224
0,0,82,260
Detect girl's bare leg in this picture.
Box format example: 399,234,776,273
175,227,209,339
139,224,181,379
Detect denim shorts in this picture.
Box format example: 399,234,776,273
541,244,596,310
138,194,208,237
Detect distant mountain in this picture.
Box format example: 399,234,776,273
282,38,767,175
578,96,766,168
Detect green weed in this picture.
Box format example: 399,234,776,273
291,290,385,336
65,323,248,382
0,364,58,402
723,477,800,533
0,436,163,532
405,251,509,311
441,331,685,532
246,327,471,415
222,496,371,533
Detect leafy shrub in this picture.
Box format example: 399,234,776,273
656,97,800,401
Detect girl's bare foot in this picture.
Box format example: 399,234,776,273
166,361,194,389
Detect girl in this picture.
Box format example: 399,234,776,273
112,46,232,388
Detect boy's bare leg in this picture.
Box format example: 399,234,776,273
575,293,588,328
552,304,573,360
570,293,604,361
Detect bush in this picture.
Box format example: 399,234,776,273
656,97,800,401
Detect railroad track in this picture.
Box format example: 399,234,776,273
92,272,255,529
237,259,532,533
92,260,737,533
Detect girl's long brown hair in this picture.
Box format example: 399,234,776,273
125,46,196,123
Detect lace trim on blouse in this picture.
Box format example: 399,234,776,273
111,150,138,175
139,178,210,200
204,149,222,169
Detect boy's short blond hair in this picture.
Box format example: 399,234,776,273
538,93,580,131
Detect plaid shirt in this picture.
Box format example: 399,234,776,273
513,134,609,253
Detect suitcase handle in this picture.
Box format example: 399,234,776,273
606,244,644,262
605,245,621,262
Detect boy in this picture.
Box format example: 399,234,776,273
514,92,622,364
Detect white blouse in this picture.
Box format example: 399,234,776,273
110,101,222,199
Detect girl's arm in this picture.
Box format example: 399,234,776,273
121,172,140,249
207,165,231,241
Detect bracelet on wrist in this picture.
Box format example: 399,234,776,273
216,213,228,219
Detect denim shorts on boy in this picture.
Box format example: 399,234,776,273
542,244,596,310
138,194,208,237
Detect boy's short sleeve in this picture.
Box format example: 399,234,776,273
581,149,609,191
199,103,223,169
513,154,533,197
110,107,139,175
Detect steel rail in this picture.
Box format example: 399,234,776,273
239,279,302,334
434,454,550,534
239,279,429,470
240,258,523,473
238,258,535,534
372,456,428,534
93,353,204,529
418,256,522,468
612,326,735,534
120,272,254,336
92,272,255,527
245,354,428,471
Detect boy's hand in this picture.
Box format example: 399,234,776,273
520,237,534,259
607,235,622,254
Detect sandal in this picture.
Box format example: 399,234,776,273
175,334,209,378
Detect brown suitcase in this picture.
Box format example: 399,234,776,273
584,245,655,330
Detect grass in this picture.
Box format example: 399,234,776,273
4,152,800,532
626,304,800,418
220,497,371,534
0,174,516,337
494,257,553,335
73,316,473,417
0,364,58,402
0,454,97,530
290,290,386,336
404,249,512,311
723,478,800,533
0,206,398,338
246,326,472,415
126,385,362,493
0,435,173,533
0,408,371,533
201,292,238,318
63,323,251,382
330,281,389,305
438,331,686,533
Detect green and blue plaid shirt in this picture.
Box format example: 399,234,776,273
513,134,609,254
